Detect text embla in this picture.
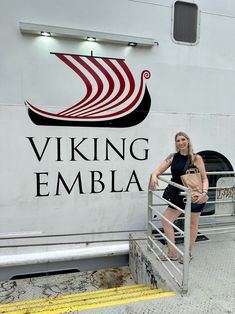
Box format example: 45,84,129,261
27,137,149,196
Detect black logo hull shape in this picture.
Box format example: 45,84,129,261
27,86,151,128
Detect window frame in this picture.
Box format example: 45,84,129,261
171,1,201,46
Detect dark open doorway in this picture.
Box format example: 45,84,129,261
198,150,234,215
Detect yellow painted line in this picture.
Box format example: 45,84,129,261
7,291,176,314
0,286,159,312
0,288,163,312
0,284,147,309
47,292,177,314
1,289,168,313
0,285,162,311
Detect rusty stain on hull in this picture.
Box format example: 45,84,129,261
90,267,133,289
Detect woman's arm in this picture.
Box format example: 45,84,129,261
150,155,173,190
194,155,209,203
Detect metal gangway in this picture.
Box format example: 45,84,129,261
147,171,235,294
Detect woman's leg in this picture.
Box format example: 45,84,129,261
190,212,201,253
161,207,182,255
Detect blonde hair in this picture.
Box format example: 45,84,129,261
175,131,195,164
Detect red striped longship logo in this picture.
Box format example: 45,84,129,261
25,53,151,128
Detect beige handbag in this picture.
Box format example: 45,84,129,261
180,168,203,203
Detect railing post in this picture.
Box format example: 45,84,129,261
182,189,191,294
233,179,235,215
147,180,153,248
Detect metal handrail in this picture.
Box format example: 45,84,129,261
147,176,191,294
161,171,235,176
155,170,235,223
147,170,235,294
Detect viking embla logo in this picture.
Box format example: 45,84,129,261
25,52,151,128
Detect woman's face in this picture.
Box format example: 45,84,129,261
175,135,189,151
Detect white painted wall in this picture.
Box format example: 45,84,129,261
0,0,234,239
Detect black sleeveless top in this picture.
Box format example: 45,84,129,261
171,152,189,185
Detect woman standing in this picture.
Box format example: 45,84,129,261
150,132,209,263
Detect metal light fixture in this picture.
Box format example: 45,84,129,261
19,22,156,47
86,36,96,42
128,42,137,47
40,31,51,37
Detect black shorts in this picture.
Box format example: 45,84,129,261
163,185,205,213
168,196,205,213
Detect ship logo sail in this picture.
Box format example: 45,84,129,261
25,53,151,128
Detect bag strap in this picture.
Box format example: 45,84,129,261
183,154,199,173
183,157,191,173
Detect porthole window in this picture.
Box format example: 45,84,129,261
173,1,199,44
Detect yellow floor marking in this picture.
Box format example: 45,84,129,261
0,285,156,310
1,289,168,313
7,292,176,314
0,286,161,312
0,284,147,309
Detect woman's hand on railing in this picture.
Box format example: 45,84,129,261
150,174,159,190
